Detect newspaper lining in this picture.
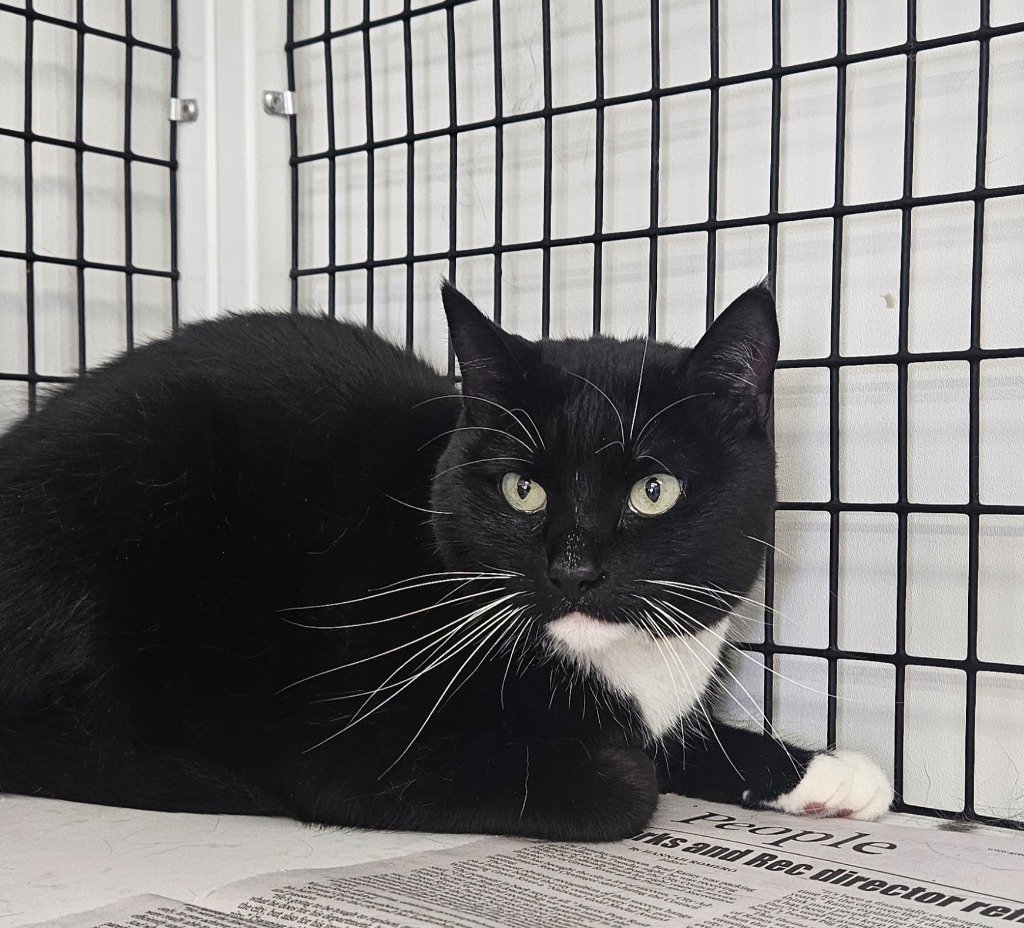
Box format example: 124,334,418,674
29,798,1024,928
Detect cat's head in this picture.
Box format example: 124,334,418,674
430,282,778,662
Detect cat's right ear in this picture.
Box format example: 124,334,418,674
685,282,779,425
441,281,535,402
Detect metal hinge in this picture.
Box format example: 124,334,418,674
263,90,296,116
169,97,199,122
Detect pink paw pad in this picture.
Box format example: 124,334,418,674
803,802,855,818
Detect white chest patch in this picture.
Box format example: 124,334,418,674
545,611,729,739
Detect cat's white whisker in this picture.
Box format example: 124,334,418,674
633,392,714,447
280,591,518,694
372,569,522,592
500,612,532,713
637,453,673,475
675,618,801,777
564,369,625,451
417,425,536,455
281,614,474,696
311,597,526,747
377,607,521,773
650,585,759,624
317,607,524,706
694,618,848,702
637,604,744,780
638,584,842,702
432,456,531,480
342,618,490,721
647,595,808,779
376,490,454,516
345,608,513,734
520,744,530,820
646,589,839,702
742,534,794,560
280,587,506,630
643,578,785,619
434,577,480,607
509,407,546,451
634,609,683,727
684,626,802,778
629,336,650,443
413,394,540,450
280,573,515,613
445,607,527,710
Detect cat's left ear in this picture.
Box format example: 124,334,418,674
685,282,779,424
441,281,535,401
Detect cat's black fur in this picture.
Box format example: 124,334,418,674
0,283,821,840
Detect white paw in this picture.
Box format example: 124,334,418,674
767,750,893,821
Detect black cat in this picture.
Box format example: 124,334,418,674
0,282,891,840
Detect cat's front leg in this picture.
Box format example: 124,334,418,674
659,721,893,821
276,732,660,841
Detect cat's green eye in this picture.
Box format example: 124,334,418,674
628,474,681,517
501,473,547,513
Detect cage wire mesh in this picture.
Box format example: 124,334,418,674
286,0,1024,829
0,0,179,427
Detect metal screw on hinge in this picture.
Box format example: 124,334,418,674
263,90,296,116
169,97,199,122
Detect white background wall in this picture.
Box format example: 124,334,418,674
0,0,1022,823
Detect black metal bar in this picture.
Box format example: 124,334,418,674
761,0,783,739
123,0,134,351
734,641,1024,677
0,125,175,166
74,0,86,371
963,0,992,821
445,0,457,376
766,0,781,278
289,0,478,48
826,0,850,755
778,501,1024,515
646,0,660,339
23,0,36,414
890,0,918,807
592,0,604,334
0,250,178,276
324,2,337,318
169,0,180,331
540,0,552,339
402,0,415,348
286,0,299,312
362,0,375,329
491,0,504,326
705,0,720,331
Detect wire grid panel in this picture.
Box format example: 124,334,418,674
287,0,1024,827
0,0,180,427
